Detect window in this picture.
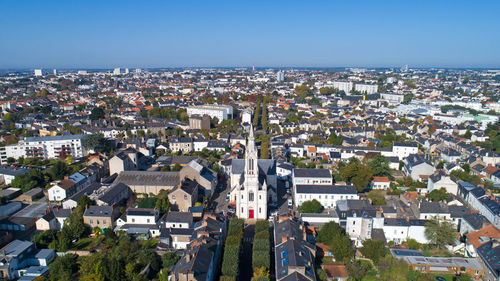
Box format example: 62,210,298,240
132,218,135,223
352,221,355,225
90,219,93,224
259,208,261,213
184,195,187,200
147,219,150,223
96,220,99,225
172,195,176,199
103,220,106,225
249,192,254,202
241,207,244,213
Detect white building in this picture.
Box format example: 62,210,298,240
380,93,404,104
186,105,233,124
292,168,332,188
115,208,161,237
294,185,358,209
34,69,42,77
113,68,121,75
233,125,269,219
392,142,418,160
241,108,253,125
276,70,285,82
355,84,378,94
333,81,353,94
0,135,86,164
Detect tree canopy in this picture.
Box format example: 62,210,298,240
298,199,322,213
424,218,456,248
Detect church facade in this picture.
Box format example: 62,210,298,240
228,126,276,220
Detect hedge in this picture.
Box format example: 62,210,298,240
251,277,270,281
255,220,269,233
252,220,271,270
221,218,244,278
220,276,237,281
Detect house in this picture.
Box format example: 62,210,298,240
475,238,500,281
108,151,137,176
0,240,56,280
0,167,28,185
169,236,218,281
169,137,193,153
83,205,119,229
403,256,483,278
62,182,101,209
392,142,418,160
35,209,57,231
273,217,316,281
95,183,131,206
292,168,332,188
419,201,450,220
427,171,458,195
370,177,390,190
113,171,179,195
321,264,348,281
403,154,435,181
168,179,200,212
294,185,358,209
179,160,217,195
14,188,43,204
47,179,76,201
165,212,193,229
114,208,160,238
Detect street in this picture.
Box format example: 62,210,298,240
240,223,255,281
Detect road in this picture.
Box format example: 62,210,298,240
240,223,255,281
276,179,293,216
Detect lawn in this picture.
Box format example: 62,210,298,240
432,273,455,281
73,236,104,250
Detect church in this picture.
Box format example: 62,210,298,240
226,125,277,219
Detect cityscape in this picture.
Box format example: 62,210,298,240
1,1,500,281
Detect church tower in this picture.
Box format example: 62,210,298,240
236,124,267,219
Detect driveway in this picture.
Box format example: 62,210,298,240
240,222,255,281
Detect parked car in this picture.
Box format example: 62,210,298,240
225,194,230,201
287,199,293,207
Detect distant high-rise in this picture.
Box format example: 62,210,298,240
53,69,57,76
276,70,285,82
135,68,142,73
34,69,42,77
125,68,129,74
77,70,88,75
401,64,409,72
113,68,121,75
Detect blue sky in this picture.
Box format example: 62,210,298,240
1,0,499,69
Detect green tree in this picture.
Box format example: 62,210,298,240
162,252,181,269
345,260,370,281
327,132,343,145
340,160,373,191
424,218,456,248
89,107,105,120
260,137,270,159
298,199,322,213
261,102,268,132
366,190,386,205
368,154,391,177
51,160,68,180
11,170,48,192
426,188,448,202
253,102,261,127
48,254,79,281
359,239,388,263
82,133,107,153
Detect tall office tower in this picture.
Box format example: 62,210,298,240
113,68,121,75
34,69,42,77
53,69,57,76
135,68,142,73
125,68,129,74
276,70,285,82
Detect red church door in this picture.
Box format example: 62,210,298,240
249,209,254,219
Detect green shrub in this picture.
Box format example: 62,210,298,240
252,250,270,269
220,276,237,281
254,230,269,240
255,220,269,233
